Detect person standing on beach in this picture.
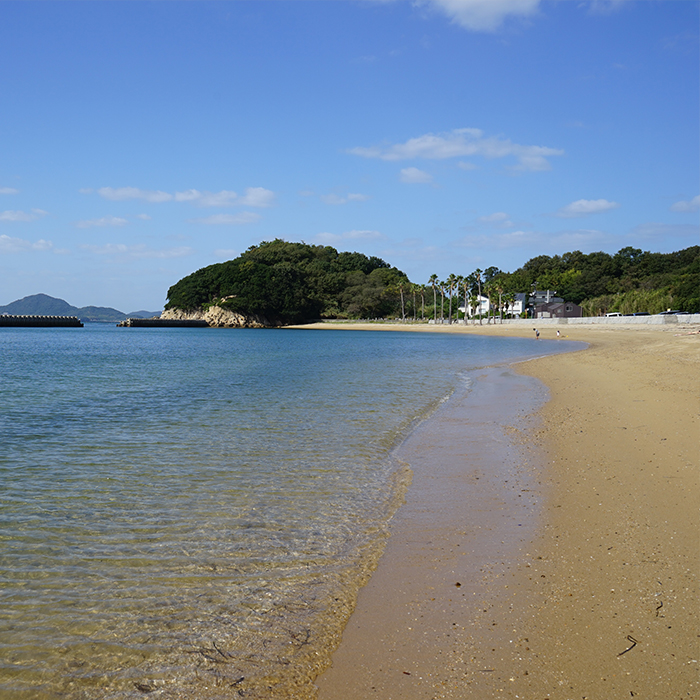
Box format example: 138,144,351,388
533,328,540,340
557,329,561,338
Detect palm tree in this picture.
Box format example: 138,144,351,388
483,282,493,323
469,290,479,325
495,281,505,323
503,291,516,319
446,273,457,324
429,274,438,322
455,275,464,322
397,279,407,321
411,283,419,321
439,280,445,323
473,269,483,325
461,276,469,324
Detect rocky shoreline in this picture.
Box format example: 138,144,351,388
160,305,270,328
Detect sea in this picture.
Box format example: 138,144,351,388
0,324,578,699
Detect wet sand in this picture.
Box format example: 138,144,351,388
306,322,699,699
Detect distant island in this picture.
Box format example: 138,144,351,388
0,294,161,323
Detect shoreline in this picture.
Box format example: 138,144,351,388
306,322,699,698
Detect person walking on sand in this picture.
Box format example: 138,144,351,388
533,328,540,340
557,329,561,338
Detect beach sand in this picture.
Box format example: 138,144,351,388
304,322,699,699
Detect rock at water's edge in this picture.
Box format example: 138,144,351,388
160,306,269,328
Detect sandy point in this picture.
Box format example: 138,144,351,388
299,321,699,699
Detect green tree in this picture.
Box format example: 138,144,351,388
429,274,439,323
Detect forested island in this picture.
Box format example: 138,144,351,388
164,240,699,326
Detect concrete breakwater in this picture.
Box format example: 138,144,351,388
117,318,208,328
0,315,83,327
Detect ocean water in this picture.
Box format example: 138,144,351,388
0,325,574,699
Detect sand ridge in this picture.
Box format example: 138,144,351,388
306,323,699,699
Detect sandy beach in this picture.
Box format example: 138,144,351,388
303,322,699,699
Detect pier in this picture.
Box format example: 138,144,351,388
0,315,83,328
117,318,209,328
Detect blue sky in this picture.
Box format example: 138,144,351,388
1,0,698,311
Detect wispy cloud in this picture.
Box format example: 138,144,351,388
313,229,385,245
320,192,371,205
670,195,700,213
81,243,194,259
186,212,261,225
400,167,433,184
96,187,173,203
93,186,275,208
554,198,620,218
419,0,541,32
0,187,19,195
75,216,129,229
457,227,610,250
477,212,515,228
628,222,699,242
349,127,563,172
587,0,631,16
0,209,48,222
0,234,53,253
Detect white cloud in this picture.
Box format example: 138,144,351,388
0,234,53,253
75,216,129,229
95,186,275,208
98,187,173,203
320,192,371,205
136,213,152,220
554,198,620,218
400,167,434,184
81,243,194,259
419,0,541,32
187,212,261,225
0,209,48,222
350,127,563,172
0,187,19,195
457,161,477,170
477,212,515,228
314,229,385,245
458,227,609,250
238,187,276,208
670,195,700,213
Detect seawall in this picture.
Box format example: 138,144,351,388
0,315,83,328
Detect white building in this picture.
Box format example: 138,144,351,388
459,295,490,318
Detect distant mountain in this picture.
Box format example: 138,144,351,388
0,294,161,322
127,309,163,319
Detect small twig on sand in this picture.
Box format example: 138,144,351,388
617,635,639,656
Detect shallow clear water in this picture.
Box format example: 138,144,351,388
0,325,573,698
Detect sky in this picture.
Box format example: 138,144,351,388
1,0,698,312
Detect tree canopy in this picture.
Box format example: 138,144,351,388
165,239,408,324
496,245,699,314
166,242,700,323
